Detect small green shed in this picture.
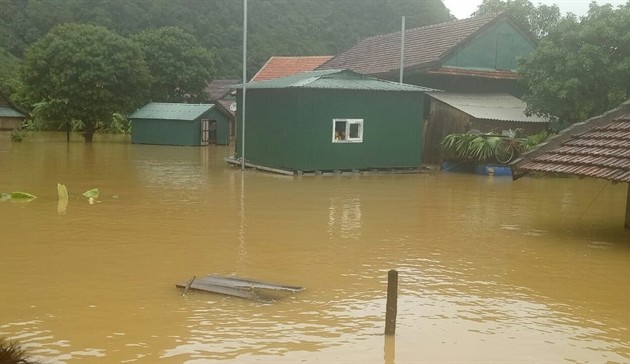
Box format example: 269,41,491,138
130,102,230,146
233,69,435,173
0,91,27,131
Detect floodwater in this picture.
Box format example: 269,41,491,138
1,131,630,364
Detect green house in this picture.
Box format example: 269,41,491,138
130,103,230,146
233,69,435,173
320,13,537,96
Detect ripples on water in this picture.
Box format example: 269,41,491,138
1,133,630,363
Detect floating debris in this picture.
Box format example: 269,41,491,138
176,275,304,302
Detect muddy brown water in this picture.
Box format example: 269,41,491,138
1,132,629,363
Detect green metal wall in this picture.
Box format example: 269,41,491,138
235,88,424,171
132,118,200,146
209,108,231,145
131,108,230,146
441,19,536,71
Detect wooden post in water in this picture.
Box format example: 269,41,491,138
384,269,398,335
625,183,630,229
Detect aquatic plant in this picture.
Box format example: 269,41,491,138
0,192,38,202
83,188,100,204
441,132,503,162
9,130,23,142
0,337,40,364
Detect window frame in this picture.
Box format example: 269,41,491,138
332,118,364,143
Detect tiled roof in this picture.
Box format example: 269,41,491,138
251,56,333,81
427,92,549,123
205,79,240,100
319,14,501,75
511,100,630,183
240,69,437,92
129,103,215,121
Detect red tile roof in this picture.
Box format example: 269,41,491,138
251,56,333,81
512,100,630,183
319,13,508,76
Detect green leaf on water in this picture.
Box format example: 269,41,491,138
57,183,68,200
10,192,37,201
82,188,99,199
0,193,11,201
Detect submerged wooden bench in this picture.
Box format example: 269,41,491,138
176,275,304,302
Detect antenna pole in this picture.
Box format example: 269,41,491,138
399,16,405,84
241,0,248,170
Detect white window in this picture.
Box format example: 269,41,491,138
332,118,363,143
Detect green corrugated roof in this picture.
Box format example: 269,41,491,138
129,103,215,120
0,106,26,118
237,69,437,92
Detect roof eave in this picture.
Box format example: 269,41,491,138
510,99,630,180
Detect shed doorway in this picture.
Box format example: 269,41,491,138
201,119,210,145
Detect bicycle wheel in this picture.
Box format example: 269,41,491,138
495,140,514,164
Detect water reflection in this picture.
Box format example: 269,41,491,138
1,132,630,363
327,195,363,239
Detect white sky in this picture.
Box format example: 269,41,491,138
442,0,628,19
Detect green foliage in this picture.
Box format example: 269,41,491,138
473,0,561,39
525,130,551,148
9,191,37,201
99,113,131,134
20,24,151,142
132,27,215,103
518,3,630,126
0,46,21,95
9,129,23,142
0,0,451,79
82,188,100,199
441,133,503,162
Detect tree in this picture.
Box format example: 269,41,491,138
20,24,151,142
0,0,453,79
473,0,561,39
0,46,20,95
132,26,215,102
518,3,630,127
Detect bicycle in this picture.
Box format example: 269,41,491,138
494,128,527,164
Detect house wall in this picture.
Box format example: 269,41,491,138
423,100,472,165
236,88,425,171
441,19,536,71
404,72,523,96
207,108,231,145
0,117,23,131
131,118,200,146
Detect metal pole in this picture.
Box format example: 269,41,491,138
241,0,248,170
399,16,405,84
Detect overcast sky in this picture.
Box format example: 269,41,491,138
442,0,628,19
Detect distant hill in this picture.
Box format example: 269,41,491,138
0,0,452,78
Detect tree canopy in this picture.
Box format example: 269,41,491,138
133,26,215,103
473,0,561,39
0,0,452,79
20,23,151,142
518,3,630,127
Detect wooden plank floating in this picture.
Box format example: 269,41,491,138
176,275,304,302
